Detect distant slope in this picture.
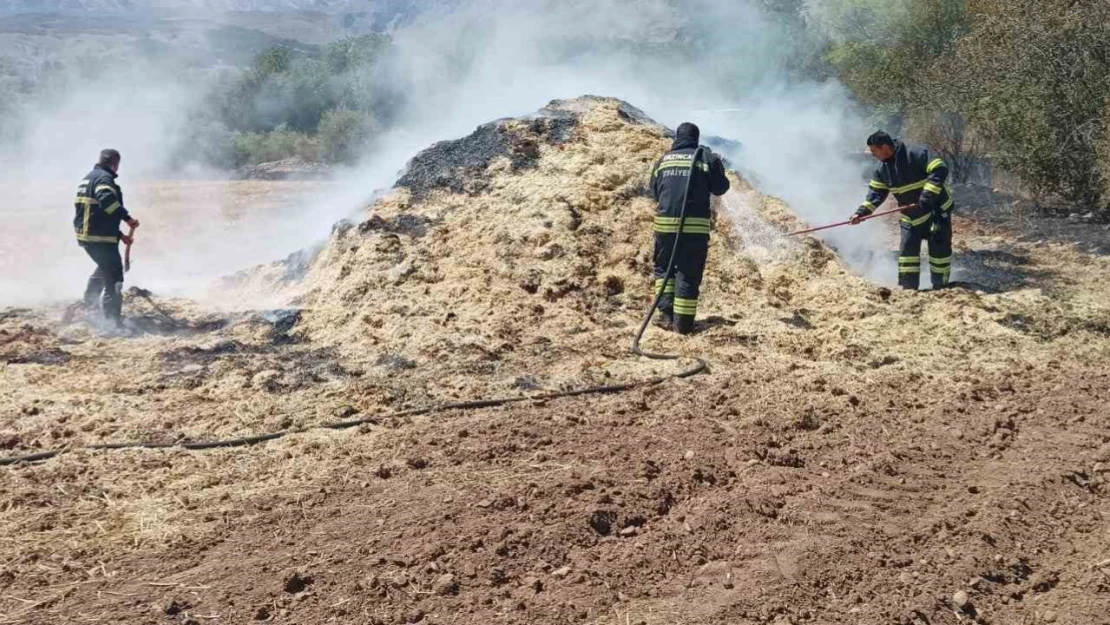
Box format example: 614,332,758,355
0,1,430,82
0,1,425,19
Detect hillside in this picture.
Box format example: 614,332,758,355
2,97,1110,625
0,1,423,85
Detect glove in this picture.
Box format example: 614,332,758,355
850,208,869,225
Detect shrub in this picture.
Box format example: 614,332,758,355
318,109,376,164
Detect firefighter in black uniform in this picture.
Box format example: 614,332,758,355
851,131,954,290
649,123,731,334
74,149,140,326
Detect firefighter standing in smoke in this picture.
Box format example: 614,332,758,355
74,149,139,326
851,131,955,290
649,123,730,334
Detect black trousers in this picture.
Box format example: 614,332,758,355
81,242,124,321
652,233,709,333
898,213,953,290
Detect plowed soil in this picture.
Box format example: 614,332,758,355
2,97,1110,625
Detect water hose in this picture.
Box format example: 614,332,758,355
0,147,712,467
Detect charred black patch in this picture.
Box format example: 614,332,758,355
265,309,302,345
396,110,581,200
162,340,245,364
4,347,72,366
358,213,435,238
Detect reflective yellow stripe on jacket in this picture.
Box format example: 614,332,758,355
653,216,712,234
891,179,927,194
76,234,119,243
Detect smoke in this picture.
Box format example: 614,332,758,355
1,0,897,308
370,0,892,280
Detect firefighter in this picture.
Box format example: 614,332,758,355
649,122,731,334
74,149,139,326
851,131,954,290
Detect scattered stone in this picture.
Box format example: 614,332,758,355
552,566,572,578
899,572,914,584
952,590,970,610
684,450,695,460
432,573,459,596
619,526,638,537
1042,610,1058,623
477,499,493,509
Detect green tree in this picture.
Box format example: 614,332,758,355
955,0,1110,212
319,109,376,164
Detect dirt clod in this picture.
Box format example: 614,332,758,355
432,573,459,596
283,572,313,594
588,511,617,536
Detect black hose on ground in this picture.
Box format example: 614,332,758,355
0,148,711,467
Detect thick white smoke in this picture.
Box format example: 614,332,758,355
0,0,896,307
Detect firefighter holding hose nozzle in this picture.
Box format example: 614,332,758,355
74,149,139,328
851,131,955,290
649,122,731,334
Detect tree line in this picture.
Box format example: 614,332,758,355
189,1,1110,217
805,0,1110,217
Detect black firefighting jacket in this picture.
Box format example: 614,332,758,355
74,164,131,244
856,141,954,228
650,134,731,236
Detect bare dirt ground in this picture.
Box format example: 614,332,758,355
2,97,1110,625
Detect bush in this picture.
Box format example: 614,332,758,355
208,36,391,142
232,129,320,167
1097,100,1110,217
318,109,376,164
956,0,1110,211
